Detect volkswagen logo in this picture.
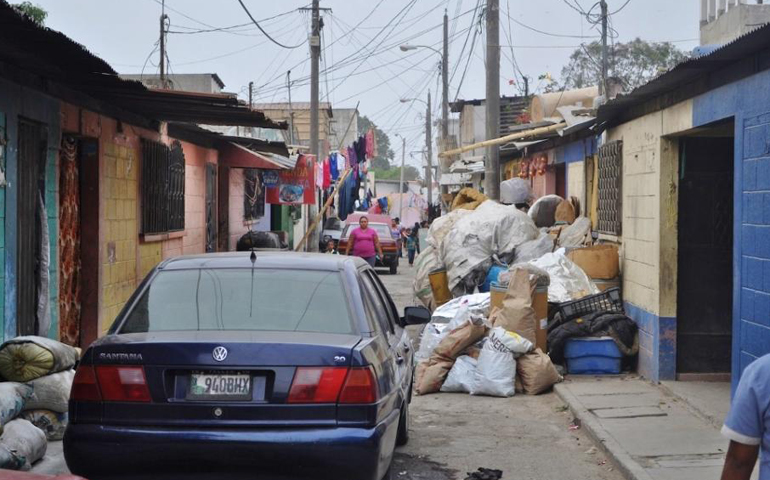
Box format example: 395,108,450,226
212,346,228,362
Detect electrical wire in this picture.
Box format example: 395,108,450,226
236,0,305,49
610,0,633,15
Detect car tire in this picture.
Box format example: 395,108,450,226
382,466,394,480
396,398,410,446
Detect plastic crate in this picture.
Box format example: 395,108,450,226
549,287,623,330
564,337,622,374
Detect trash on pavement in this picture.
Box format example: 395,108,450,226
451,188,488,211
0,418,47,470
464,468,503,480
528,194,564,227
414,359,454,396
529,250,598,303
0,336,79,382
556,217,592,247
0,383,34,432
440,355,478,393
567,244,620,280
564,336,624,374
517,348,563,395
413,245,442,309
430,293,491,323
500,178,533,206
489,267,538,345
429,268,452,307
549,312,639,366
554,199,576,224
513,233,555,264
433,317,488,361
470,327,533,397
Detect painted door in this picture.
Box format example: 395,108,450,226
205,163,217,253
677,137,734,374
16,119,47,336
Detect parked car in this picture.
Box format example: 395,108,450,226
338,214,399,274
63,252,430,480
320,217,343,251
0,473,86,480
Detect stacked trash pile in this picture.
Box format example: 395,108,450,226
0,336,79,470
415,186,639,383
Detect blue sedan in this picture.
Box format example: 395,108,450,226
63,252,431,480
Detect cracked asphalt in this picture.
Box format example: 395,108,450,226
380,260,625,480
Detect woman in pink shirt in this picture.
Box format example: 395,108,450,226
345,216,383,268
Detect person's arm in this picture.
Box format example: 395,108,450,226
374,234,383,258
346,231,355,256
721,441,759,480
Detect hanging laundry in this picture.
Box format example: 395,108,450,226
366,129,375,158
377,197,389,213
347,146,357,167
355,136,367,163
337,152,347,173
323,156,331,189
315,159,324,189
330,153,339,181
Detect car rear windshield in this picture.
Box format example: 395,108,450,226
342,224,391,239
119,269,355,335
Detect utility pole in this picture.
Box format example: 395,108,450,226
308,0,321,252
248,81,253,109
287,71,295,144
426,92,433,211
440,10,450,203
523,76,530,97
159,1,168,89
398,135,406,221
484,0,501,200
600,0,608,97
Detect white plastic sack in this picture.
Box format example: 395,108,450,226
0,383,34,429
19,410,67,441
514,233,555,264
441,201,539,291
416,304,471,363
0,419,47,470
441,355,478,393
500,178,533,205
528,195,564,228
25,369,75,413
557,217,592,247
431,293,490,323
426,209,472,249
529,250,599,303
470,327,533,397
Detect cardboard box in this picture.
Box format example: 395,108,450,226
568,244,619,280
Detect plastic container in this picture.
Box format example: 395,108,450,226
429,269,452,307
564,337,622,374
551,287,623,329
480,264,508,293
490,282,507,310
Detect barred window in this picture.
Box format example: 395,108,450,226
243,169,264,221
597,140,622,236
141,139,185,235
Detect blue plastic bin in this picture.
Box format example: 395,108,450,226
564,337,622,374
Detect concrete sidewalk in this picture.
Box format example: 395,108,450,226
554,375,745,480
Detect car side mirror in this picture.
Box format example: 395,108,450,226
402,306,431,326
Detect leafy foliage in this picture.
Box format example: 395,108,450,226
357,115,394,170
372,166,421,183
559,38,689,92
12,2,47,25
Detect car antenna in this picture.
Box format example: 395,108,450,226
249,247,256,316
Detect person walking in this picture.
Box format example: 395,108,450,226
391,218,403,258
345,216,383,268
720,353,770,480
406,227,420,267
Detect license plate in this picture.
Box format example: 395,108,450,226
187,372,251,400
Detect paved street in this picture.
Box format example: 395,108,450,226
379,261,625,480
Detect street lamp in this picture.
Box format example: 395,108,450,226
399,44,441,55
399,94,433,209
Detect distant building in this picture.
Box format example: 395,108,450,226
120,73,226,94
329,108,359,152
252,102,334,157
700,0,770,46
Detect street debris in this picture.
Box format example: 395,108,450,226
0,336,79,469
464,467,503,480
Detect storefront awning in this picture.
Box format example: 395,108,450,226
221,142,296,170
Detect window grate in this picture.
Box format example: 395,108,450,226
243,169,264,221
141,139,185,235
597,140,623,236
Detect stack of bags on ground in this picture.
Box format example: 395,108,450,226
415,266,562,398
0,336,78,470
414,187,639,376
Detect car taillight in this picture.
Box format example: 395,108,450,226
95,366,151,402
339,367,378,404
287,367,348,403
71,365,101,401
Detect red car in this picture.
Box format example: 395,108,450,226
338,214,399,274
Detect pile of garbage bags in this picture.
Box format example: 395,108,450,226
0,336,79,470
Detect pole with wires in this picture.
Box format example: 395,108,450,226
484,0,501,201
600,0,608,97
308,0,321,252
248,81,253,109
396,134,406,221
159,1,168,89
441,9,450,203
426,92,433,211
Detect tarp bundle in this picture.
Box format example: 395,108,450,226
0,336,79,382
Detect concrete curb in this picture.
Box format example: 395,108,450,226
554,383,655,480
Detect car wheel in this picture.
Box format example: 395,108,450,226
382,466,394,480
389,262,398,275
396,398,410,446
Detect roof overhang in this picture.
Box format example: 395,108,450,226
221,142,296,170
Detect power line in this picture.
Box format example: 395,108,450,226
610,0,633,15
236,0,305,49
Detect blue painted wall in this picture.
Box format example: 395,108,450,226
0,77,60,342
555,137,597,165
692,68,770,390
625,302,676,382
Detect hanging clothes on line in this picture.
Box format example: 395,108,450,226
330,153,339,181
366,129,375,159
322,156,331,189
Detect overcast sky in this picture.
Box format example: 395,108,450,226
36,0,699,167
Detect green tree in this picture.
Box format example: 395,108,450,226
12,2,47,25
559,38,689,92
357,115,394,170
372,165,421,183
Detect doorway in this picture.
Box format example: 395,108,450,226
205,163,217,252
16,119,47,337
677,128,734,375
555,163,567,198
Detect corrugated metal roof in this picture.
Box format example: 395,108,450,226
597,22,770,126
0,1,285,129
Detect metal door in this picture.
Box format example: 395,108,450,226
677,137,733,373
17,119,47,336
205,163,217,252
